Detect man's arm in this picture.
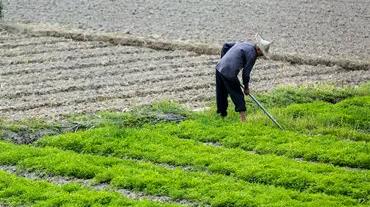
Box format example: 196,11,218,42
242,51,257,93
220,42,236,58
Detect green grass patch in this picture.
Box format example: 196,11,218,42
68,101,188,129
37,126,370,202
280,96,369,133
164,109,370,168
253,82,369,107
0,118,75,144
1,83,369,206
0,141,365,206
0,170,179,207
0,101,188,144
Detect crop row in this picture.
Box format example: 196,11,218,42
0,170,179,207
0,165,196,206
0,74,213,112
1,56,216,91
0,37,69,49
0,45,157,65
1,50,197,76
37,125,370,202
253,63,340,82
0,36,58,46
1,61,213,98
3,57,352,101
0,141,364,206
280,96,369,133
247,107,369,143
5,74,368,120
164,98,370,169
252,69,370,93
0,35,31,42
0,41,109,58
0,84,213,120
169,121,370,168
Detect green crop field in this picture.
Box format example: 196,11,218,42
0,83,369,207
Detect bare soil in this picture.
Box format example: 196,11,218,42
2,0,370,62
0,28,369,121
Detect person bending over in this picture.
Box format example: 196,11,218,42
215,33,272,122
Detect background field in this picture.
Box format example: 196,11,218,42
3,0,370,61
0,1,369,206
1,28,369,120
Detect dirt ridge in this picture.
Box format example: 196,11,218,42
1,22,368,71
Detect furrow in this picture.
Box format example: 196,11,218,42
252,69,370,91
0,35,30,42
0,56,216,86
253,60,287,71
0,42,111,58
0,82,214,120
0,73,213,111
0,50,197,76
0,45,157,65
3,67,365,117
5,22,368,70
253,62,340,79
0,60,213,96
0,38,69,49
0,36,51,44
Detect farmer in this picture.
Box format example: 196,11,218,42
215,34,272,122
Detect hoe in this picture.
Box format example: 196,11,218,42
240,84,284,130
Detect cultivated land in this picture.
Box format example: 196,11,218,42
0,85,369,206
3,0,370,61
0,1,369,206
1,27,369,120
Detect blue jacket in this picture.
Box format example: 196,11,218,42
216,42,257,87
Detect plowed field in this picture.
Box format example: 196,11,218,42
1,28,369,120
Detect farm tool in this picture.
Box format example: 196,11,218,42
240,84,284,130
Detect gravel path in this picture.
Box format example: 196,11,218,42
0,28,369,120
2,0,370,61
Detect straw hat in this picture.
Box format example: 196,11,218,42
255,33,272,58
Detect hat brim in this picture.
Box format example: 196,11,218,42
260,48,271,59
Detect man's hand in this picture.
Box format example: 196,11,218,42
244,87,250,95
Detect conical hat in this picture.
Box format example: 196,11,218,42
255,33,272,58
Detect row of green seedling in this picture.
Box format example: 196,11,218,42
245,98,370,142
37,126,370,203
0,141,365,207
0,170,179,207
164,113,369,169
279,96,369,133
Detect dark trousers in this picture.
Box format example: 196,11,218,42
216,70,246,116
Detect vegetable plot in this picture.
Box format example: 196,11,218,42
1,85,369,206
